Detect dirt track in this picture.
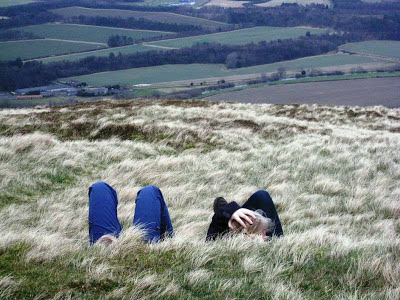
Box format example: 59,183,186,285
206,77,400,108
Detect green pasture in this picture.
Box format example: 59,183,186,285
64,54,381,86
38,26,327,63
0,0,35,7
50,6,228,29
15,24,175,44
340,40,400,59
36,44,157,63
0,39,105,61
148,26,327,48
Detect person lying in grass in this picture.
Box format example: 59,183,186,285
206,190,283,241
88,182,174,245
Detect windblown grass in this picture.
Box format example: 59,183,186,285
0,99,399,299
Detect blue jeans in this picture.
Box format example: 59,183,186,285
88,182,174,245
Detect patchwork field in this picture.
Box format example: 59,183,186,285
50,7,229,30
0,99,399,299
16,24,175,44
340,40,400,60
147,26,327,48
0,39,105,61
64,54,383,86
36,26,327,63
206,77,400,108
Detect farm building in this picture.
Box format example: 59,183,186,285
15,84,71,95
15,84,78,97
84,87,108,95
41,88,78,97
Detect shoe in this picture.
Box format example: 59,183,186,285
213,197,228,213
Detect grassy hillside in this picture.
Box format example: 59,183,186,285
0,39,105,61
50,7,229,30
340,40,400,59
146,26,327,48
16,24,175,44
0,99,399,299
64,54,382,86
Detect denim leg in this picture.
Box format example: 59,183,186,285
88,181,122,245
133,185,174,243
242,190,283,237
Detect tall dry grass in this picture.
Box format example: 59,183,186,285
0,99,399,299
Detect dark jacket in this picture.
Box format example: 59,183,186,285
206,201,241,241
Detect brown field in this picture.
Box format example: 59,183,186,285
206,77,400,108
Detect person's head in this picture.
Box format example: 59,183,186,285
231,210,274,238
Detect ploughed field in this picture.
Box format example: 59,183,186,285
15,24,175,44
206,77,400,108
0,99,399,299
64,54,383,86
50,6,229,30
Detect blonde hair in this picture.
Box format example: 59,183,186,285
231,210,274,236
96,234,117,246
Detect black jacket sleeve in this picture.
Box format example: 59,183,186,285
206,201,241,241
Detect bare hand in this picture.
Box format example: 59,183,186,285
228,208,256,230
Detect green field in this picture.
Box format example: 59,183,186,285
35,44,158,63
148,26,327,48
15,24,175,44
0,0,35,7
37,26,327,63
64,54,381,86
0,39,105,61
50,6,229,29
340,40,400,59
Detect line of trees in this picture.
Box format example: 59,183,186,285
0,33,362,91
0,11,61,30
0,30,42,41
186,3,400,40
107,35,133,47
